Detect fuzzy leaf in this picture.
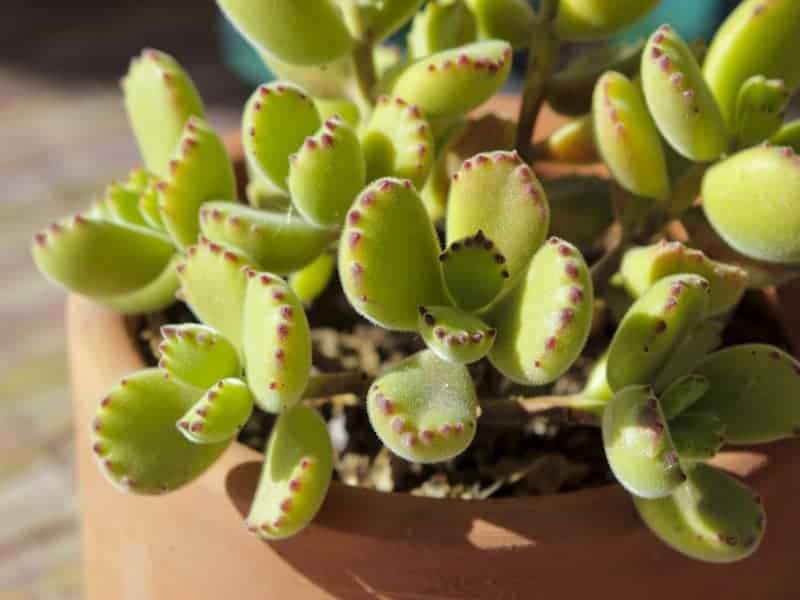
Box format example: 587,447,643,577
703,0,800,126
138,178,166,231
548,41,643,116
243,83,321,191
121,49,205,177
286,116,366,227
488,238,594,385
539,114,598,163
464,0,534,48
242,270,312,414
408,0,477,58
607,274,710,392
734,75,790,148
770,119,800,153
440,230,508,311
556,0,660,41
90,369,231,494
641,25,729,161
702,145,800,265
217,0,352,66
339,178,448,331
634,463,765,563
177,238,251,351
418,305,495,365
620,241,747,317
361,95,435,188
660,374,710,421
289,249,336,307
593,71,669,201
246,404,333,540
177,378,253,444
653,320,724,394
690,344,800,444
158,118,237,249
385,41,512,120
347,0,425,42
32,215,174,298
603,385,686,499
199,202,338,275
367,350,478,463
102,181,149,228
447,151,549,287
99,255,181,315
669,412,725,462
582,350,613,403
158,324,240,389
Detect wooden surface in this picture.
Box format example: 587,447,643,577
0,3,244,597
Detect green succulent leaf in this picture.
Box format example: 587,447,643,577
367,349,478,463
440,230,508,312
447,151,549,287
314,98,361,127
199,202,337,275
289,249,336,307
246,404,333,540
408,0,477,58
634,463,765,563
177,238,252,351
690,344,800,444
488,237,594,385
418,305,495,365
32,215,174,298
660,374,710,421
603,385,686,499
702,145,800,265
703,0,800,127
339,178,448,331
734,75,790,148
653,319,724,394
593,71,670,201
177,378,254,444
620,241,747,317
464,0,534,48
157,118,237,249
556,0,660,41
361,95,435,188
138,178,166,231
641,25,729,161
243,82,321,192
346,0,425,43
243,270,312,414
669,412,725,462
287,116,366,227
102,181,149,229
770,119,800,153
582,350,613,404
157,324,241,389
217,0,352,66
90,369,231,494
607,274,711,392
539,114,598,163
98,255,181,315
544,176,613,249
121,49,205,177
548,41,643,116
385,41,512,120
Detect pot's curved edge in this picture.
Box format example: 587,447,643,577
67,294,798,549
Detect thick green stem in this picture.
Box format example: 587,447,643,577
515,0,560,162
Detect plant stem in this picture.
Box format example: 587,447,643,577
302,371,601,427
351,39,377,117
515,0,560,162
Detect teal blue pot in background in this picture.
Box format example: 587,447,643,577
219,0,731,87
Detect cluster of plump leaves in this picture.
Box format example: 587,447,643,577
30,0,800,559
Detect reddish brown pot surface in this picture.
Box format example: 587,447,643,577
70,100,800,599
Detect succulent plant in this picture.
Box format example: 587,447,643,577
32,0,800,564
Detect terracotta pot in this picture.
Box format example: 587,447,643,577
69,101,800,599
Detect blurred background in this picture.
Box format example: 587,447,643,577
0,1,733,598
